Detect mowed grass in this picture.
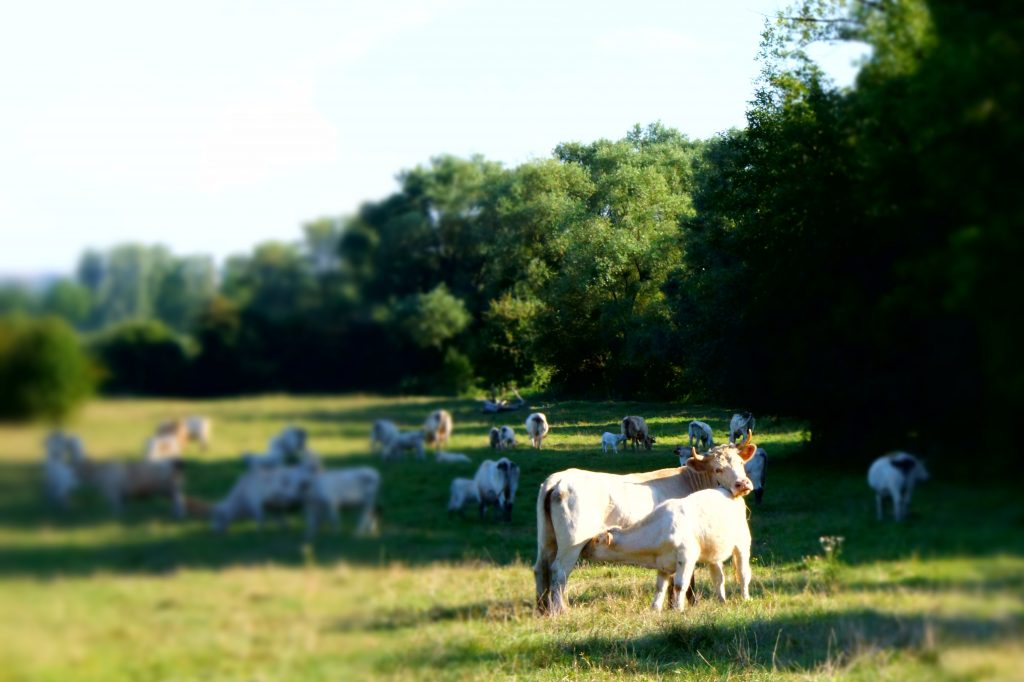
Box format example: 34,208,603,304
0,395,1021,681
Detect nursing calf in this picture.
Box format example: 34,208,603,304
534,432,757,614
587,485,753,611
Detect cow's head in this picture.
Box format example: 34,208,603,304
685,429,756,497
643,434,656,450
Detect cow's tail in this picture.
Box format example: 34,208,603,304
534,476,559,613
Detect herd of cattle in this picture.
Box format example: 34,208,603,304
39,406,930,613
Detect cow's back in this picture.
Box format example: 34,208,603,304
545,467,690,548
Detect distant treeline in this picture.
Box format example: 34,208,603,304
2,0,1019,458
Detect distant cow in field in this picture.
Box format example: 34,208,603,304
729,412,755,444
688,420,714,450
526,413,549,449
621,416,655,451
868,452,929,522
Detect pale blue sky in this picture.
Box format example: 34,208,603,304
0,0,865,276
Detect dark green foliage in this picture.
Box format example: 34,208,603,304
0,317,95,421
90,319,193,395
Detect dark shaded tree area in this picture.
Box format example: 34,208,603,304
669,0,1021,459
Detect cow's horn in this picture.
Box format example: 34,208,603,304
742,429,752,446
690,447,702,460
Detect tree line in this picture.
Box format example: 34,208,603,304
3,0,1019,461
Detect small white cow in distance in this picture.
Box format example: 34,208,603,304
868,452,930,522
370,420,400,454
211,463,316,532
448,477,480,516
585,485,753,612
144,433,183,462
526,413,549,449
601,432,627,453
305,466,380,539
423,409,453,452
688,421,714,450
382,430,426,461
154,416,212,451
489,426,516,450
474,457,520,521
435,451,472,464
186,416,212,450
728,412,755,444
42,431,82,508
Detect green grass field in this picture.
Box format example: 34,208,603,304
1,395,1021,681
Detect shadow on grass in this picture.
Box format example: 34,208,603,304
378,605,1022,676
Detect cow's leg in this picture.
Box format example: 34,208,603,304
327,502,341,533
304,500,319,540
667,580,681,610
652,572,671,611
733,547,751,600
549,543,585,615
170,487,186,520
673,552,699,612
710,562,727,602
876,492,884,521
534,558,553,613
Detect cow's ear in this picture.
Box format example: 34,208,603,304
738,443,756,462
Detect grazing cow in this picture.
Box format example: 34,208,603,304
688,421,714,450
868,452,930,522
186,416,212,450
585,486,753,612
448,477,480,516
525,413,549,449
144,433,183,462
435,451,473,464
423,409,453,452
745,447,767,505
497,426,517,450
601,432,627,454
474,457,520,521
621,416,655,451
69,451,186,519
729,412,756,444
305,466,380,539
534,431,757,614
211,463,317,532
371,420,400,455
42,431,80,508
382,430,426,461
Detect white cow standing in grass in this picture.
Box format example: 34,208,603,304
868,451,929,522
535,431,758,614
526,413,549,449
305,466,380,539
585,484,754,612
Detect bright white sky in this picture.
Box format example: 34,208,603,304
0,0,866,276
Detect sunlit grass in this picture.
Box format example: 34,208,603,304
0,395,1020,680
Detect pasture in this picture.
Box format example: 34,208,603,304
1,395,1021,681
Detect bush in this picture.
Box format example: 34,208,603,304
91,319,194,395
0,316,95,422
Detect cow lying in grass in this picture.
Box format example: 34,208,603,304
535,431,757,614
585,483,754,612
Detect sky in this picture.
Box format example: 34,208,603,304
0,0,867,277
